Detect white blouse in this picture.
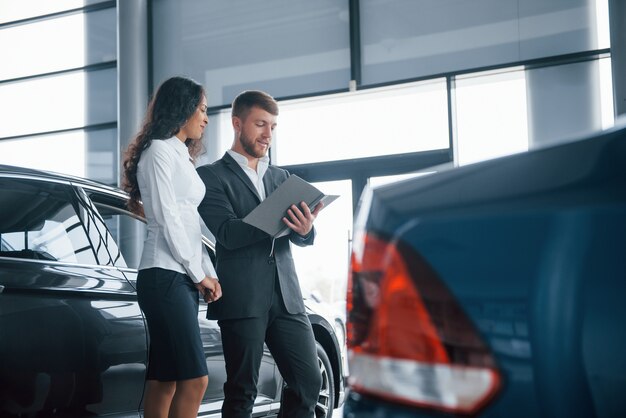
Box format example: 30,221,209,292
137,137,217,283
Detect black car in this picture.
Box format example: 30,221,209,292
0,164,346,417
345,123,626,417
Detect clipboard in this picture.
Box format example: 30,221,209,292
243,175,339,238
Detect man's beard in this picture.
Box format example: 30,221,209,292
239,131,267,158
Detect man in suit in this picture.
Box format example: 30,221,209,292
196,90,323,418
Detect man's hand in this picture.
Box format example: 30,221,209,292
282,201,324,236
196,276,222,303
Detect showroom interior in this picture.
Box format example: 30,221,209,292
1,0,624,309
0,1,625,416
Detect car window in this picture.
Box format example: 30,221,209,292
0,177,97,264
74,187,129,268
82,189,147,270
94,202,146,270
87,191,217,270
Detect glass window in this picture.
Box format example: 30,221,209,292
518,0,601,60
454,68,529,166
152,0,351,107
197,108,233,167
595,0,610,49
0,128,117,182
93,202,146,270
85,128,118,185
0,0,110,24
360,0,601,86
74,187,124,267
0,131,86,176
0,7,116,80
599,57,614,130
0,178,97,265
368,171,438,188
525,59,604,148
0,68,116,138
292,180,352,305
274,79,449,165
91,198,215,272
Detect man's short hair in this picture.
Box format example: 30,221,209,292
231,90,279,120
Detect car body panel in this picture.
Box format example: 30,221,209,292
0,258,147,416
345,125,626,417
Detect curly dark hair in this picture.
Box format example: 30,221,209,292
122,76,205,215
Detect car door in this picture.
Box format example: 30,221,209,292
0,175,146,417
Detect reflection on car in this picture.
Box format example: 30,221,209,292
0,164,346,417
345,124,626,417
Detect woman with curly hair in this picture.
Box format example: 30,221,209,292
122,76,222,418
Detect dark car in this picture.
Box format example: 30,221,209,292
0,164,345,417
344,123,626,417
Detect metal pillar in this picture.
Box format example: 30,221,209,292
117,0,149,267
609,0,626,117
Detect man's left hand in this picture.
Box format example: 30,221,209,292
283,201,324,236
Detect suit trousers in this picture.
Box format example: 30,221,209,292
218,278,322,418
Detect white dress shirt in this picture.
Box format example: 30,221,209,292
137,137,217,283
226,149,269,200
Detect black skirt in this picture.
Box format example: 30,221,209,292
137,267,208,381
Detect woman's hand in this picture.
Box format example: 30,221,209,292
196,276,222,303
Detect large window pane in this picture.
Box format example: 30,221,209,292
152,0,351,107
519,0,600,59
368,171,437,188
85,128,118,185
197,108,234,167
275,79,449,165
292,180,352,305
525,59,603,148
0,68,116,138
0,132,86,176
0,128,117,182
361,0,601,86
599,57,614,130
0,8,116,80
595,0,610,49
455,68,529,166
0,0,109,24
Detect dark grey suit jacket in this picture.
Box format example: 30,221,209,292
196,153,315,320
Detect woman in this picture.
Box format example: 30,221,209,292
122,76,222,418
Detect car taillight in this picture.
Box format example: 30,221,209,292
347,231,501,415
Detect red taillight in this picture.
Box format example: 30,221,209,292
347,232,501,415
